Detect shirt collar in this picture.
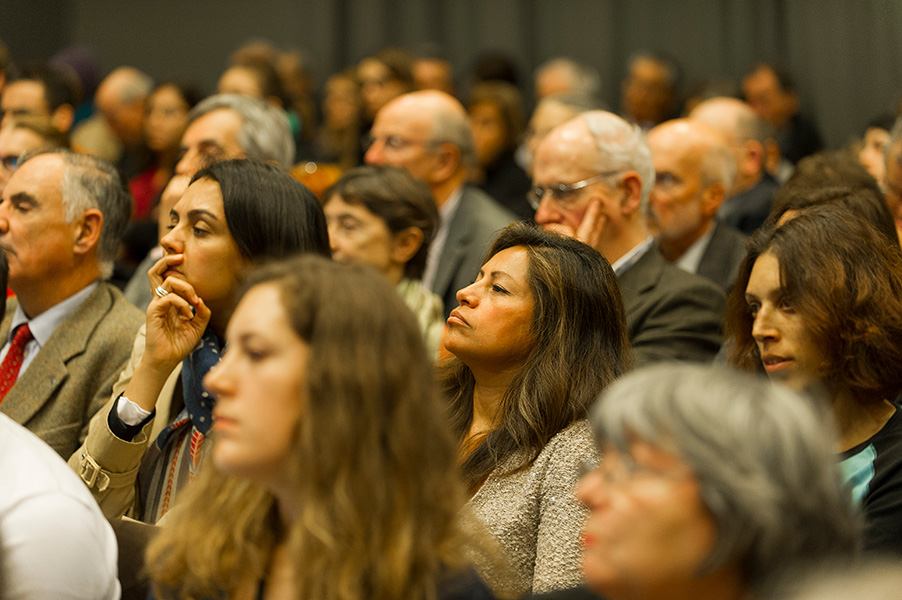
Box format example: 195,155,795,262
612,237,654,276
9,281,100,348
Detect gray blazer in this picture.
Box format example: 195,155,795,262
430,185,516,317
0,283,143,458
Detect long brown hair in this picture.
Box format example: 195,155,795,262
726,203,902,402
441,222,632,493
147,256,476,600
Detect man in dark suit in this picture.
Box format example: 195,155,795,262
0,149,143,458
365,90,515,316
646,118,747,294
690,96,780,236
533,111,724,366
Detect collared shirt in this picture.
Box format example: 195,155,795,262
0,281,100,379
422,186,464,290
674,225,715,275
612,237,654,276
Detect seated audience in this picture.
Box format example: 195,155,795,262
364,90,515,317
70,159,330,524
522,93,603,175
0,249,120,600
689,96,780,235
881,116,902,240
467,81,534,220
646,118,747,292
1,61,77,136
323,165,445,357
314,68,363,171
130,80,201,222
742,62,824,165
533,57,601,101
539,363,859,600
856,114,894,183
726,204,902,554
441,222,632,596
0,149,143,458
532,110,726,365
146,255,493,600
620,52,681,129
357,47,414,125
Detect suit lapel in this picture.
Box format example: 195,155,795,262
0,285,111,425
617,246,664,314
432,191,474,299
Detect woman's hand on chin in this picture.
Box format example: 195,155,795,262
144,275,211,373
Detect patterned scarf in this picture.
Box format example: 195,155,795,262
139,328,222,522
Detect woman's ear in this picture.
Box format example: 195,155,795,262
391,227,424,264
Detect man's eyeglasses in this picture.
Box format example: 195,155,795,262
362,134,441,153
527,170,622,210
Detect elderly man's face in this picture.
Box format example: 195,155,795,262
364,100,442,185
175,108,246,176
532,125,626,251
0,154,79,291
647,130,709,246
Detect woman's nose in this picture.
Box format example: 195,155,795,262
455,282,478,307
751,307,777,342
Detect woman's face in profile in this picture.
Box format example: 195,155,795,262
324,194,401,279
445,245,535,369
160,178,250,312
206,283,308,487
744,251,826,392
576,441,718,599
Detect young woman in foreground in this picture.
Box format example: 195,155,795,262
147,256,493,600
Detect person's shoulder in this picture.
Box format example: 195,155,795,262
461,185,517,224
96,282,146,330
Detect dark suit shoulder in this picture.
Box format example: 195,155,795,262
619,248,725,366
459,185,518,230
697,222,749,294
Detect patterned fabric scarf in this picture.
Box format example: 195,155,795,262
139,328,222,522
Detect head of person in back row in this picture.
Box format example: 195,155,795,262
322,165,445,357
0,149,143,457
364,90,515,317
176,93,295,176
574,363,860,600
646,119,747,293
1,62,77,135
533,57,601,102
689,97,779,236
620,52,681,129
531,110,725,365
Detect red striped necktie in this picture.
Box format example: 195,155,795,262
0,324,33,403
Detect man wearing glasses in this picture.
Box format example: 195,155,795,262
531,111,725,366
365,90,515,317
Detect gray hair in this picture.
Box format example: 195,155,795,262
22,149,132,279
590,364,860,591
187,94,294,168
430,104,477,170
535,57,602,97
540,92,606,115
580,111,655,213
732,103,774,145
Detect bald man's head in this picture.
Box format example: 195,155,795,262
95,66,153,145
364,90,474,202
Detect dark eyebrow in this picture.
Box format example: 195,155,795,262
186,208,220,221
9,192,38,208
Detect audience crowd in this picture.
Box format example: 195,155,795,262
2,35,902,599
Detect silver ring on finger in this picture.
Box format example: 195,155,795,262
154,285,170,298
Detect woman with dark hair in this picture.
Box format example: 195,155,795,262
70,159,330,524
145,255,493,600
726,203,902,554
442,222,632,596
132,81,202,221
467,82,534,220
323,165,444,355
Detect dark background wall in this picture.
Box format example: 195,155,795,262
3,0,901,149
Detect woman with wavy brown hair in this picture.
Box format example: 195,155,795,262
146,255,492,600
441,222,632,596
726,202,902,555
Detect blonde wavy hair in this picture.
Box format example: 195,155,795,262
146,256,478,600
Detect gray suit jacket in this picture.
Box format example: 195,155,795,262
0,283,144,458
618,246,726,367
431,185,516,316
696,221,748,294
